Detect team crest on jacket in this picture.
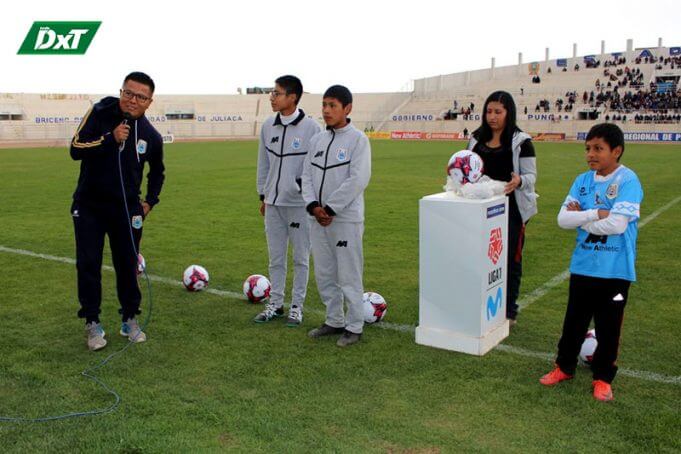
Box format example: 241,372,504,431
606,183,618,199
594,192,604,205
336,148,347,161
136,139,147,155
132,215,143,229
291,137,302,150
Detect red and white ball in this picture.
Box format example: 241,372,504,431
447,150,484,185
362,292,388,324
183,265,209,292
579,329,597,364
243,274,271,303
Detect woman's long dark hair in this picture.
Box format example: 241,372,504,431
472,90,521,148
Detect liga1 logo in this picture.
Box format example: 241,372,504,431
18,22,101,55
487,227,503,265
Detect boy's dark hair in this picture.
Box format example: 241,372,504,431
586,123,625,160
323,85,353,107
124,72,155,94
472,90,520,148
275,75,303,105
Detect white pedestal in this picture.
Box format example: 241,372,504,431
416,192,509,355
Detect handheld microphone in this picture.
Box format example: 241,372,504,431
119,112,133,152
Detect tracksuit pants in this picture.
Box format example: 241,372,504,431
72,199,143,324
506,207,526,320
555,274,630,383
264,205,311,309
310,221,365,334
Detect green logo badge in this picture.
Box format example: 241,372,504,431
18,21,101,55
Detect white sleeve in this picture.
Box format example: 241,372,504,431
301,139,317,206
582,213,629,235
256,125,269,196
518,156,537,189
557,206,600,229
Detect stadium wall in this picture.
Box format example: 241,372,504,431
0,92,410,147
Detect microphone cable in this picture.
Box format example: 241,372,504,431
0,115,155,423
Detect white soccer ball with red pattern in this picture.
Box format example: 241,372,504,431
362,292,388,323
137,254,146,276
579,329,597,364
243,274,271,303
183,265,209,292
447,150,484,185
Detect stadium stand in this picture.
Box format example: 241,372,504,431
388,44,681,138
1,40,679,146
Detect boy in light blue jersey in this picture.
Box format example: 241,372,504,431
540,123,643,402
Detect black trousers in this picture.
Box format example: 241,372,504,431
506,206,525,320
556,274,630,383
72,199,143,324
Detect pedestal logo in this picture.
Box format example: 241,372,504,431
488,227,503,265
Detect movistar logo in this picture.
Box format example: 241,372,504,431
486,287,503,321
18,22,101,55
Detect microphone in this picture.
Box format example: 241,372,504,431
118,112,133,152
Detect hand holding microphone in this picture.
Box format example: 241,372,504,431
114,112,133,150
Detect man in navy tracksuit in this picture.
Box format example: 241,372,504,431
70,72,165,351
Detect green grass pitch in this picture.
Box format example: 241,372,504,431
0,140,679,452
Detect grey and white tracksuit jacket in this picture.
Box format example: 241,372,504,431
301,121,372,334
257,109,322,309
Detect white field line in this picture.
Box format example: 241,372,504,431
2,246,681,385
517,194,681,311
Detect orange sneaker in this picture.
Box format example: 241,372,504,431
592,380,614,402
539,366,573,386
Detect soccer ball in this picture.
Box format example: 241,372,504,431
243,274,271,303
362,292,388,323
446,150,484,185
579,329,598,364
183,265,209,292
137,253,146,276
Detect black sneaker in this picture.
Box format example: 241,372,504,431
307,323,345,338
336,330,362,347
254,302,284,323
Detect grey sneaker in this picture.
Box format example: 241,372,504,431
286,305,303,327
336,330,362,347
120,318,147,343
308,324,345,339
86,322,107,351
254,302,284,323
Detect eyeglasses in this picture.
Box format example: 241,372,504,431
270,91,287,98
120,88,152,103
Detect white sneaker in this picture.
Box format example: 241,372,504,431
286,305,303,327
120,318,147,343
86,322,107,351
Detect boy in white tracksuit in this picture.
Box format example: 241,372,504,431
302,85,371,347
255,75,322,326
